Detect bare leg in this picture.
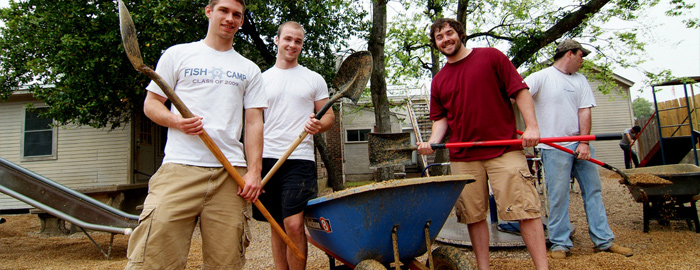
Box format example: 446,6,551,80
270,226,289,270
284,212,308,270
467,219,490,270
519,218,549,270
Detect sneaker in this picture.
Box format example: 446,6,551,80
551,250,567,259
601,243,633,257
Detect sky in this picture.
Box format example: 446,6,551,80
1,0,698,102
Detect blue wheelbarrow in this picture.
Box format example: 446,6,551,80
304,175,476,270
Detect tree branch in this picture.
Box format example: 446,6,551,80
509,0,612,68
240,11,275,66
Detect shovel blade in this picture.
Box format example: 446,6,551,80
368,132,415,168
332,51,372,104
117,0,145,70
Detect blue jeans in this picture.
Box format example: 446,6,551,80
541,143,615,251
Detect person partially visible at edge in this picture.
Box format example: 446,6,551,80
525,39,634,260
251,21,334,270
125,0,267,269
417,18,548,270
620,125,641,169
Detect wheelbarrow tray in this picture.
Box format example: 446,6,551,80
304,175,473,267
624,164,700,202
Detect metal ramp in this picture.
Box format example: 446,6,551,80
0,157,139,258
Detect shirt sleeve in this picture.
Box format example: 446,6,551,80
145,47,177,98
244,68,268,109
578,74,597,108
313,72,330,101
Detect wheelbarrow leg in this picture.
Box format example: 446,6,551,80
391,225,404,270
424,221,434,270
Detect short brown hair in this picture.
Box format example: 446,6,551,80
278,21,305,38
208,0,246,11
429,18,466,48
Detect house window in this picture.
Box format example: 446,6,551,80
346,129,371,142
22,107,57,160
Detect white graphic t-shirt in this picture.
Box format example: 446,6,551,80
262,65,329,161
146,40,268,167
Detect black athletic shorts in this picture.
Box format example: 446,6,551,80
252,158,318,224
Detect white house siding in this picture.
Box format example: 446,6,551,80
0,98,132,210
588,79,635,169
341,104,402,179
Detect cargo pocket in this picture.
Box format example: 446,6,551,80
127,206,156,263
240,209,252,257
517,169,541,214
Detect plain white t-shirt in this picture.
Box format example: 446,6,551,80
262,65,329,161
525,66,596,149
146,41,268,167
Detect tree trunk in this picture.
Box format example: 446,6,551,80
369,0,393,181
314,133,344,191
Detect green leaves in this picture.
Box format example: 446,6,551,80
0,0,366,129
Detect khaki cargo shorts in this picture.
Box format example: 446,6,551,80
125,163,251,270
450,150,541,224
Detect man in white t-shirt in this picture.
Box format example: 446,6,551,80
125,0,267,269
251,21,334,270
525,39,632,259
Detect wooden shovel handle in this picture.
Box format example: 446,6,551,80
261,130,308,187
142,67,305,260
260,92,339,188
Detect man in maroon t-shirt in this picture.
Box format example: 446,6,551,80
418,18,548,270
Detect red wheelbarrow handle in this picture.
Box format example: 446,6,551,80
430,133,621,149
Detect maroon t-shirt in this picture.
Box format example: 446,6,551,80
430,47,528,161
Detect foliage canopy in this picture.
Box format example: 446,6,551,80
0,0,367,129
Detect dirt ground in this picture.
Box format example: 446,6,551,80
2,170,700,269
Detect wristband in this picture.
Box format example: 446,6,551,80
579,141,589,145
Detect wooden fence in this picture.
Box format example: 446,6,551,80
635,94,700,160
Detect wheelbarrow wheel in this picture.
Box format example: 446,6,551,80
431,246,475,270
354,259,387,270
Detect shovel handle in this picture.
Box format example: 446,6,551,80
260,130,308,187
142,67,305,261
515,130,629,183
430,133,621,149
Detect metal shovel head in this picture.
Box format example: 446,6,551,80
117,0,145,70
332,51,372,105
368,132,414,168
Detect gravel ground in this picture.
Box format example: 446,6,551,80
2,170,700,269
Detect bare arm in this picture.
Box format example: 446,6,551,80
513,89,540,147
576,107,592,160
418,117,449,155
238,107,264,202
143,91,203,135
305,98,335,135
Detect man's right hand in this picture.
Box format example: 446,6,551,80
417,142,436,155
172,115,204,135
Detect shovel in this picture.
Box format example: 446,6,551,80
514,131,671,187
117,1,304,260
367,132,622,168
260,51,372,187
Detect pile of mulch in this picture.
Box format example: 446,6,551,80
1,170,700,269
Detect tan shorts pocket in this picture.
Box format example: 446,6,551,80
127,207,156,263
240,209,252,256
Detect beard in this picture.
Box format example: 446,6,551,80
438,40,463,57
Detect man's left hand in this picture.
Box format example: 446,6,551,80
304,113,323,135
521,128,540,147
576,143,591,160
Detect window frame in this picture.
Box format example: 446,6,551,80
21,107,58,161
345,128,372,143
